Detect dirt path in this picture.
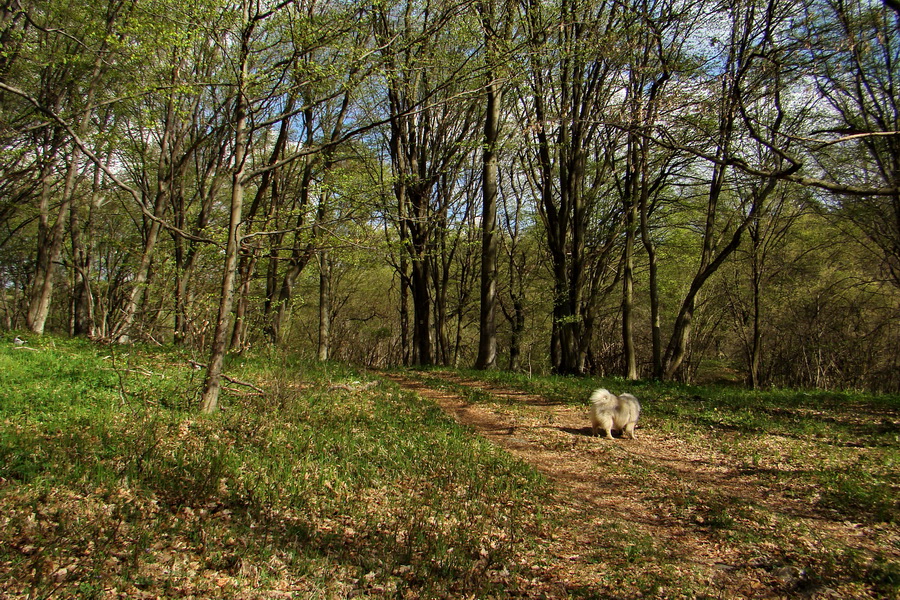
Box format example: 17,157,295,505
381,370,884,599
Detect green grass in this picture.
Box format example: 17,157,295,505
0,336,548,599
404,366,900,597
3,338,899,598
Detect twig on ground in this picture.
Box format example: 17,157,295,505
223,386,266,397
328,381,379,392
188,360,266,394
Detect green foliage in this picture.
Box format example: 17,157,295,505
0,334,120,418
0,336,548,598
3,0,899,395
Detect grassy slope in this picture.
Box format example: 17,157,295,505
1,336,898,598
0,337,546,599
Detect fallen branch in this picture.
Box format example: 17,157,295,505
328,381,379,392
188,360,266,394
223,386,266,397
101,367,159,377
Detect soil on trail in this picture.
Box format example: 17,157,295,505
382,370,892,599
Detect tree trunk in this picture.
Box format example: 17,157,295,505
264,212,307,348
268,244,316,345
70,161,104,337
622,137,639,380
201,10,251,413
663,176,777,380
475,1,503,370
231,95,295,351
200,142,245,412
748,258,762,389
662,160,728,380
640,183,662,379
317,249,331,362
174,113,225,347
27,155,75,335
508,296,524,371
434,252,451,365
475,94,500,368
410,245,433,365
229,251,258,353
109,188,166,343
399,251,411,366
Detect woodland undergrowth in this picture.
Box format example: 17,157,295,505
1,335,899,598
0,335,547,599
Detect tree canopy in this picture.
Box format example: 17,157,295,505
2,0,899,400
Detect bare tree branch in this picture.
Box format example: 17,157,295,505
0,80,218,244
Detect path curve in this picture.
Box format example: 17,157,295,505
381,370,883,599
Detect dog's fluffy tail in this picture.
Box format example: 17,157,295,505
590,388,618,409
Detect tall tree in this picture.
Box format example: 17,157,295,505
616,0,694,380
21,1,135,335
518,0,624,374
659,0,804,380
474,0,512,370
805,0,900,289
201,0,374,410
200,0,256,413
499,168,539,371
373,0,479,366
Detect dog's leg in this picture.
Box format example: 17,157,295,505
624,423,636,439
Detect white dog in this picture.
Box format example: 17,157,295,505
590,388,640,439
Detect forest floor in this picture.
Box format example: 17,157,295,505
3,339,897,599
381,369,899,599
